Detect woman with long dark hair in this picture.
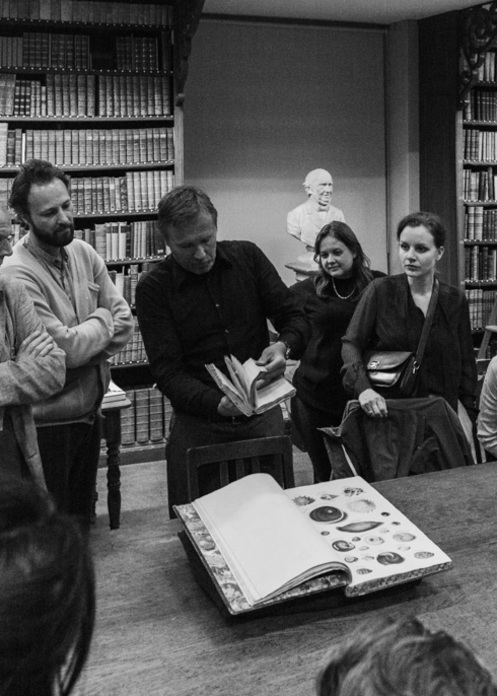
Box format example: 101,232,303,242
291,221,384,482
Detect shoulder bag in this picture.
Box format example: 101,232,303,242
364,279,439,398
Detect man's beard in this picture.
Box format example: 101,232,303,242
31,221,74,248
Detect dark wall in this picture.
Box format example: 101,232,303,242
418,11,459,285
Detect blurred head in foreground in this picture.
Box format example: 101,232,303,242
317,615,497,696
0,475,95,696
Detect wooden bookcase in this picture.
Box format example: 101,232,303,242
419,4,497,356
0,0,204,462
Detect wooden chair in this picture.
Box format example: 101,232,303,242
186,435,294,501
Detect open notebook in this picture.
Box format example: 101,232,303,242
174,474,452,615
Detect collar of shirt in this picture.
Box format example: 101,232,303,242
168,243,233,292
24,234,69,270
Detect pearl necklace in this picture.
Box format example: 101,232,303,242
331,276,355,300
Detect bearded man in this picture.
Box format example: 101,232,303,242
2,159,133,522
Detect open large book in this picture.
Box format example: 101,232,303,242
175,474,452,615
205,355,295,417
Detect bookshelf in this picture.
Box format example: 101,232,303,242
0,0,205,461
418,5,497,359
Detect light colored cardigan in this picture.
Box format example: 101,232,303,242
0,276,66,486
2,236,133,424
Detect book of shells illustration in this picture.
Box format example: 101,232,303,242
176,476,451,614
289,480,448,593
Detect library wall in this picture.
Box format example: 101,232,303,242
385,20,420,275
183,19,388,285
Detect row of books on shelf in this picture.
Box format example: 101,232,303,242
0,33,170,72
110,261,161,307
75,221,165,263
0,176,12,203
110,317,146,365
463,167,497,202
463,129,497,161
463,206,497,241
466,287,497,331
0,0,173,26
468,51,497,84
73,170,174,214
463,89,497,122
0,169,174,211
0,124,174,168
113,386,172,448
0,32,90,69
0,73,172,118
115,36,163,72
465,244,497,282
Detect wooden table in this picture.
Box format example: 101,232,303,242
81,463,497,696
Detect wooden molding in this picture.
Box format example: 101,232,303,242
460,2,497,107
174,0,205,106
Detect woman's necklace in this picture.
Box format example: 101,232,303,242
331,276,355,300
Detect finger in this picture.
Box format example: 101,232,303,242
18,330,43,349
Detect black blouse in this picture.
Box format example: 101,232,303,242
341,274,477,414
291,272,384,416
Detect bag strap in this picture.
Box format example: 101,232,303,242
414,278,439,366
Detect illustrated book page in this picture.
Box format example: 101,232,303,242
285,478,452,597
175,474,451,612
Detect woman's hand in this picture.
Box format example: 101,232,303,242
358,388,388,418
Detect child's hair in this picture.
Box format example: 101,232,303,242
317,615,497,696
0,475,95,696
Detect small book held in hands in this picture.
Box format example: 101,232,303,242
205,354,295,417
174,474,452,616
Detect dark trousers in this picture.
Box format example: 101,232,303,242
291,395,342,483
36,416,101,524
166,407,285,517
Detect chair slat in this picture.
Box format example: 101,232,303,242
186,435,294,501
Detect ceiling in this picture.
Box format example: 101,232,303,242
202,0,480,26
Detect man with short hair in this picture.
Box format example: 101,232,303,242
2,159,133,521
287,168,345,250
136,185,309,514
0,204,65,488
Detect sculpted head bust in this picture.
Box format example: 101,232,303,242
303,168,333,210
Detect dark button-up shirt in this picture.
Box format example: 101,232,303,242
135,240,310,421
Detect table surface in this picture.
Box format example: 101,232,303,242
78,463,497,696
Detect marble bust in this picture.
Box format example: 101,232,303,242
286,168,345,275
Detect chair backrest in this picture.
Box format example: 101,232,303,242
186,435,294,501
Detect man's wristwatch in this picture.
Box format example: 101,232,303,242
278,340,291,360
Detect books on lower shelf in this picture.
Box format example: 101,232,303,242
116,386,172,447
110,316,146,365
466,287,497,330
174,473,452,616
206,355,296,417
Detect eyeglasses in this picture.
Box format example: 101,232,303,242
0,235,13,248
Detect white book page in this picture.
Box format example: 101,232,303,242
205,363,252,416
193,473,339,605
253,375,295,412
285,478,451,592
